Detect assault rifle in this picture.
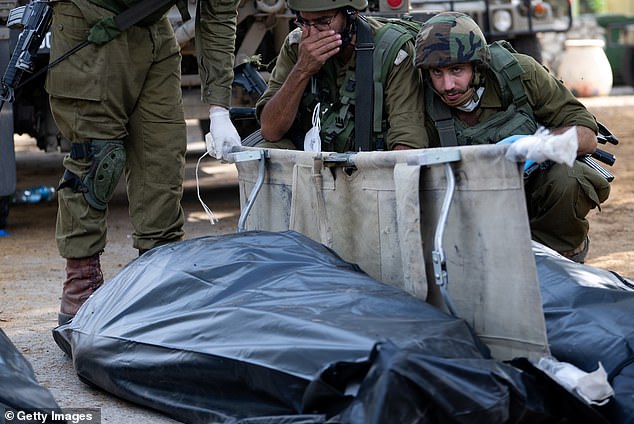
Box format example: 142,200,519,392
578,121,618,182
0,0,52,108
229,61,267,121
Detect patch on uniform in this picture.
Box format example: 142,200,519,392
394,49,409,65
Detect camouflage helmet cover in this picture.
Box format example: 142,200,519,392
286,0,368,12
414,12,491,69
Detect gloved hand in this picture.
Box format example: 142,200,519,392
206,105,241,160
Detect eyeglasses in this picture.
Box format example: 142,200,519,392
294,11,339,31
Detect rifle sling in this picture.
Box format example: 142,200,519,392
355,18,374,151
114,0,190,32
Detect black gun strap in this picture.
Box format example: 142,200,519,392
355,18,374,152
114,0,190,32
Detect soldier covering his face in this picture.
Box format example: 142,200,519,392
255,0,428,152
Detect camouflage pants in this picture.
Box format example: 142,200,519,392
47,0,186,258
525,160,611,254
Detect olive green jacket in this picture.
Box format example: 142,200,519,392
195,0,239,108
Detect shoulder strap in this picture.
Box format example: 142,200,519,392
355,17,419,151
373,20,415,135
488,41,527,108
89,0,189,45
355,17,374,151
426,82,459,147
115,0,189,32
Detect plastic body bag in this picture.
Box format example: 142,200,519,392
54,232,609,424
534,242,634,424
0,329,63,417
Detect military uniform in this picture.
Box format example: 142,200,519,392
415,12,610,257
46,0,238,257
423,52,610,253
256,17,427,152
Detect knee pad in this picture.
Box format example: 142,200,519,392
83,140,126,211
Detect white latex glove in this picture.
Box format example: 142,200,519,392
504,126,578,167
536,356,614,406
206,105,241,160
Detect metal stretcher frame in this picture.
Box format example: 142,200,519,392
229,144,550,361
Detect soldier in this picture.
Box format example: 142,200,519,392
46,0,241,326
414,11,611,262
256,0,428,152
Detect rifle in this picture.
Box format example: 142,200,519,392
580,120,618,182
0,0,53,108
229,61,267,122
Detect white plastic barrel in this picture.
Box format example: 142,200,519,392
558,39,613,97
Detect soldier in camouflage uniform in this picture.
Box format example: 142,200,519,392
46,0,240,325
255,0,427,152
414,11,610,262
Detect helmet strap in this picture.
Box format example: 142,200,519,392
341,8,357,48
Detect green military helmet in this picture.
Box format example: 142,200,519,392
414,12,491,69
286,0,368,12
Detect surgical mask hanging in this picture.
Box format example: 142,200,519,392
304,102,322,152
455,86,485,112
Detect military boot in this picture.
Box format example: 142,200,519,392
58,252,104,326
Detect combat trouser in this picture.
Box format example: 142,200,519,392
525,160,611,255
46,0,186,258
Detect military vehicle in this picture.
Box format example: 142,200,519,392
0,0,573,227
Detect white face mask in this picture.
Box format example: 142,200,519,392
455,86,485,112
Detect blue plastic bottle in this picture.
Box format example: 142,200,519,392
12,186,56,204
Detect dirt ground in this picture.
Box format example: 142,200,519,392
1,96,633,423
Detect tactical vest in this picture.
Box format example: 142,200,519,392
425,41,539,147
292,18,419,152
